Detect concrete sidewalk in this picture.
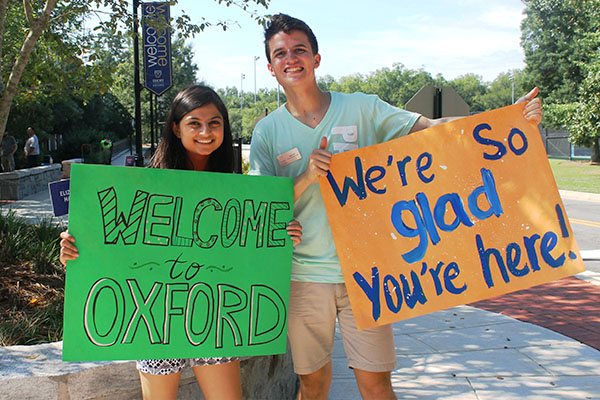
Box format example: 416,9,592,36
1,182,599,399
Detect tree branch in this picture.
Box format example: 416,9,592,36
23,0,34,25
0,0,59,131
0,0,8,81
48,5,90,25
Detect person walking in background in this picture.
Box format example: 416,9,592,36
24,127,40,168
1,131,17,172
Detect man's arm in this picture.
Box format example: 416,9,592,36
409,87,542,135
409,115,461,134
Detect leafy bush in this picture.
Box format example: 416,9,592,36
0,212,65,345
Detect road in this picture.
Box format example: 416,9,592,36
563,197,600,273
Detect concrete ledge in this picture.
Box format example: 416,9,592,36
0,341,297,399
0,164,62,200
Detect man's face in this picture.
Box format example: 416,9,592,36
27,128,33,137
267,30,320,88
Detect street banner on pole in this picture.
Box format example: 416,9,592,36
320,104,586,330
142,2,173,96
63,165,294,361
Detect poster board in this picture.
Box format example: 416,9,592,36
63,164,294,361
320,104,585,330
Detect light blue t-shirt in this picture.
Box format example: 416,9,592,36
249,91,420,282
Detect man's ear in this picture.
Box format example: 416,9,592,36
173,122,180,138
267,63,276,77
314,54,321,69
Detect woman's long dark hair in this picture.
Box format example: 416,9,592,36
149,85,234,172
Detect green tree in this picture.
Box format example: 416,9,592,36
448,74,487,112
0,0,270,141
478,70,526,111
317,64,442,109
559,56,600,162
365,64,443,108
521,0,600,104
521,0,600,161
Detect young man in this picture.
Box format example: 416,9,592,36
249,14,542,400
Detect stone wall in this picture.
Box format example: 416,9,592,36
0,341,297,400
0,164,62,201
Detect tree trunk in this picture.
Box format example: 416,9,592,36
0,0,8,73
591,137,600,164
0,0,58,133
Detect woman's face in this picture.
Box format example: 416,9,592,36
174,103,224,166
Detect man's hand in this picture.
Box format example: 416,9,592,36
516,87,542,125
293,137,332,201
306,136,332,182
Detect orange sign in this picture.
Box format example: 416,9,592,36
320,104,585,330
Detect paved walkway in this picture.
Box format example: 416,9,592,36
472,275,600,351
1,169,600,398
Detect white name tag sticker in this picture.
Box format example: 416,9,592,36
277,147,302,167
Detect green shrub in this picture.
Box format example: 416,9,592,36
0,212,65,345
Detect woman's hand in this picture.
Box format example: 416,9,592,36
59,230,79,266
286,220,302,247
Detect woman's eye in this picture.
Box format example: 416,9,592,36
209,121,221,128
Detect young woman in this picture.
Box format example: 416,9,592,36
59,85,302,400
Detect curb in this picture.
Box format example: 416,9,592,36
559,190,600,202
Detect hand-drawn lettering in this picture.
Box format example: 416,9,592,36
240,200,268,248
96,188,292,250
98,187,149,245
249,285,287,345
82,279,287,348
477,228,568,288
353,266,428,321
83,278,126,347
144,194,174,246
391,168,503,264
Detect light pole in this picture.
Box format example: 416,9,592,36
254,56,260,104
132,0,143,166
510,70,515,104
277,84,281,107
240,73,245,111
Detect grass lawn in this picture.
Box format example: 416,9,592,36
549,158,600,194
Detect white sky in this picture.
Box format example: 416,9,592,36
167,0,526,91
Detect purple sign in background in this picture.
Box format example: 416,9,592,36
142,2,173,96
48,179,70,217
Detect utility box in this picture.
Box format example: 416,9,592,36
405,86,470,119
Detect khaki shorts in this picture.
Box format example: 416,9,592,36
288,281,396,375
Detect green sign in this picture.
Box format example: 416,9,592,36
63,164,294,361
